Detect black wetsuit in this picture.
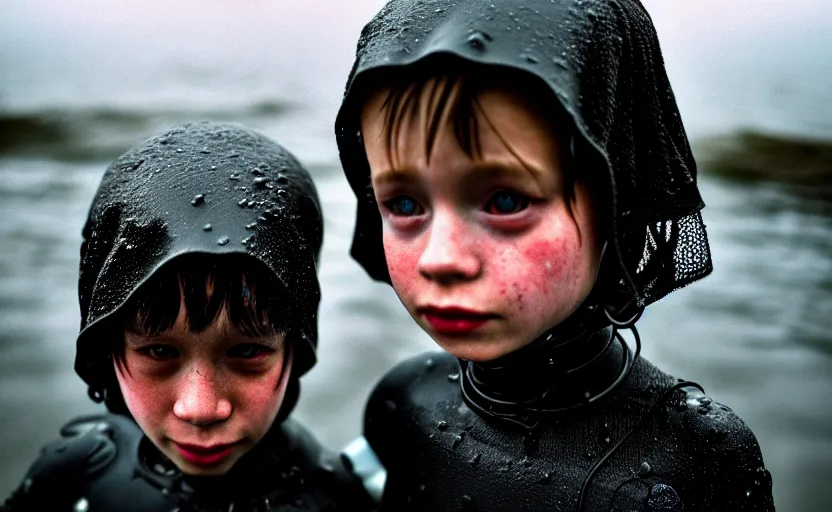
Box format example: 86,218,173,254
2,414,373,512
334,1,776,510
365,332,774,511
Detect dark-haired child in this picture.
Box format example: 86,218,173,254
335,1,776,510
2,122,374,511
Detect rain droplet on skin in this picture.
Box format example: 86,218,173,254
217,236,230,246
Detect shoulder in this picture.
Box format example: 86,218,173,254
367,351,457,410
657,386,775,509
279,418,376,511
362,351,458,462
2,414,133,509
32,414,133,480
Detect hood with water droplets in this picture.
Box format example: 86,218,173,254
335,0,712,307
76,121,323,393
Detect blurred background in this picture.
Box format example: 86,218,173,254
1,0,829,509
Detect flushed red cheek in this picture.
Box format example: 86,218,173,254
384,240,421,292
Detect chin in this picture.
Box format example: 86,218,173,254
435,337,518,363
176,459,237,477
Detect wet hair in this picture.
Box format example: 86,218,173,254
360,54,618,232
363,55,579,195
111,253,289,366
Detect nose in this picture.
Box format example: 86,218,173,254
173,364,232,427
417,207,481,283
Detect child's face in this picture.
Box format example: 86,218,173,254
114,297,290,476
361,80,603,361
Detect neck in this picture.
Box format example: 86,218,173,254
459,310,634,429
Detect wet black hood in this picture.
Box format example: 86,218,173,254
335,0,712,307
76,121,323,395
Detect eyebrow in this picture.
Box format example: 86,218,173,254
370,168,420,188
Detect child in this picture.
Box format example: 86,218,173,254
2,122,374,511
335,1,775,510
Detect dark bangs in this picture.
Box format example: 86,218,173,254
122,254,288,340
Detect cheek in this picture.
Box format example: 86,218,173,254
115,363,167,425
234,365,286,427
383,233,421,299
497,236,583,310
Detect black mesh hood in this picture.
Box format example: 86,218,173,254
76,122,323,397
335,0,712,307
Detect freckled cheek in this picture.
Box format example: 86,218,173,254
500,238,581,308
383,233,422,302
233,367,286,425
116,368,170,425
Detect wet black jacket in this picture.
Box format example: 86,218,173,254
2,414,374,512
365,350,774,512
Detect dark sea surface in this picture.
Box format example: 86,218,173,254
1,1,830,510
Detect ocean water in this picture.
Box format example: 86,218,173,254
1,1,830,510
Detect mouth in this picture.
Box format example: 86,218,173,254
173,441,238,466
417,305,497,335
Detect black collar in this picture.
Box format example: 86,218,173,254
459,311,634,429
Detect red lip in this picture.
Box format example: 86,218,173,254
174,442,237,466
418,306,496,335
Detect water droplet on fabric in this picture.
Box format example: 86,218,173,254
202,223,213,231
437,420,449,431
638,461,652,477
466,31,492,51
230,173,240,181
448,372,460,382
217,236,230,246
73,497,89,512
452,433,464,448
238,198,248,207
523,53,539,64
191,194,205,206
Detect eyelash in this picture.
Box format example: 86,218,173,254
382,191,532,217
484,191,531,215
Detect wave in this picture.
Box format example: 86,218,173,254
0,100,291,163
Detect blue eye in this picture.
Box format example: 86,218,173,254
387,196,421,216
487,192,529,214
